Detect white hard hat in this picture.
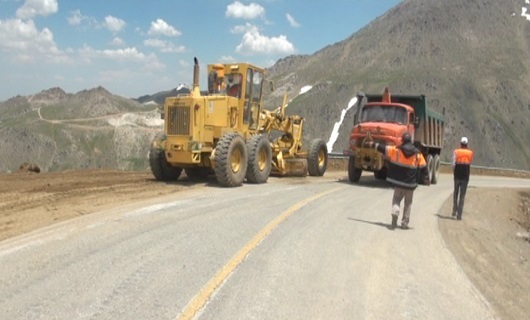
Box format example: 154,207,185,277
461,137,468,144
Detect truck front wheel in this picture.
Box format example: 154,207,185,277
348,156,362,182
374,167,387,180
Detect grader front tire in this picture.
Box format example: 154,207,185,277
149,133,182,181
307,139,328,176
214,132,248,187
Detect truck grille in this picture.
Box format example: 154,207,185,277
167,106,190,135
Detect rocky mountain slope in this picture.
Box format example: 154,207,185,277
0,87,162,172
1,0,529,172
264,0,530,170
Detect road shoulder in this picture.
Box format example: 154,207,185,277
438,187,530,320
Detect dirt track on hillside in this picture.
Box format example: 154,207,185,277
0,169,529,319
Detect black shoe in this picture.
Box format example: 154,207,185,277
451,211,456,217
390,215,398,230
401,224,409,230
456,217,462,221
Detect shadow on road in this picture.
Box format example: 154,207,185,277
348,217,399,231
434,213,456,221
336,177,393,190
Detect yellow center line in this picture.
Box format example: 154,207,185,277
176,186,344,320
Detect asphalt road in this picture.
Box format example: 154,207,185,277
0,172,528,320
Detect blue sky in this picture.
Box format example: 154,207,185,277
0,0,405,101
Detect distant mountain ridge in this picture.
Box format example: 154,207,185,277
1,0,529,172
0,86,161,173
135,84,191,105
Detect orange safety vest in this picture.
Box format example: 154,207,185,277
453,148,473,180
385,146,427,189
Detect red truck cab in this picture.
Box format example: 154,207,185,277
345,87,444,183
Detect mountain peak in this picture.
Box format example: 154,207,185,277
28,87,68,105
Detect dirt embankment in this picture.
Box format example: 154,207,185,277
0,169,192,241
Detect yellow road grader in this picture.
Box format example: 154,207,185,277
149,57,328,187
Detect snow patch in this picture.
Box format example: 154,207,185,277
326,97,358,152
300,85,312,95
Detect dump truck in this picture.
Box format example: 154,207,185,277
344,87,445,184
149,57,328,187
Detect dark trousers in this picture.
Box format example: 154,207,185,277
453,179,469,219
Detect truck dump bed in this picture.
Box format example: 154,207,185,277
364,93,444,150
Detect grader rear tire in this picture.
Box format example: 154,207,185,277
214,132,248,187
246,134,272,184
307,139,328,176
149,132,182,181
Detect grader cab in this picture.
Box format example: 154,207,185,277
149,57,328,187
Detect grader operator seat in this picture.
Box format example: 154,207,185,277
226,73,241,98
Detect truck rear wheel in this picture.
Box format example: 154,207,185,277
246,134,272,184
348,156,362,182
307,139,328,176
426,154,434,183
149,132,183,181
214,132,248,187
431,154,440,184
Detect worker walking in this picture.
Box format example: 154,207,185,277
367,132,430,230
452,137,474,220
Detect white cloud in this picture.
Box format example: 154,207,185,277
231,24,249,34
147,19,181,37
286,13,300,28
67,9,83,25
16,0,58,19
67,9,98,28
78,45,164,70
103,15,126,33
220,55,236,62
226,1,265,20
235,25,295,55
144,38,186,53
111,37,125,47
178,59,190,67
0,18,68,63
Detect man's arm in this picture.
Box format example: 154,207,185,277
365,141,386,154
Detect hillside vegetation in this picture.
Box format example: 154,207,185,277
0,87,161,172
1,0,529,172
264,0,530,169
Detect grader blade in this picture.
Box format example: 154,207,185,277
283,158,308,177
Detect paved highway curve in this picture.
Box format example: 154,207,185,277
0,172,528,319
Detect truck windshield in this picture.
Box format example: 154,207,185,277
360,105,408,124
